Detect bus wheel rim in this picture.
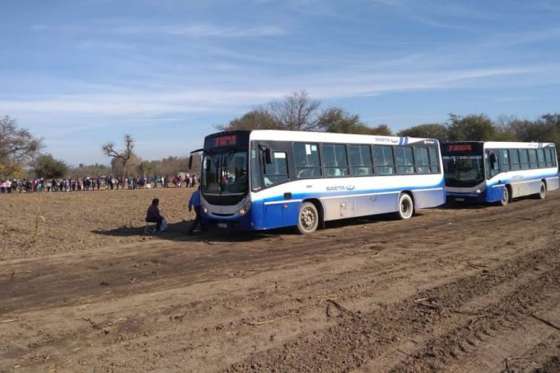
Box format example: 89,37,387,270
401,197,412,218
300,207,316,230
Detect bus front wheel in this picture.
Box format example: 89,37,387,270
538,182,547,200
297,202,319,234
500,186,511,206
396,193,414,220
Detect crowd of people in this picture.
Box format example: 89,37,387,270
0,174,199,194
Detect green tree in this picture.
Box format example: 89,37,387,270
220,110,281,131
33,154,68,179
398,123,448,141
0,116,42,178
447,114,497,141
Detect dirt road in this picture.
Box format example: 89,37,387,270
1,190,559,372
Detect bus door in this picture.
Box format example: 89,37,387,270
257,142,294,228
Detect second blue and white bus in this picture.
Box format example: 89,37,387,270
442,141,559,205
194,130,446,234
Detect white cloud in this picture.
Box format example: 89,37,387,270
32,22,287,39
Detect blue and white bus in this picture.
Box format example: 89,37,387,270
442,141,559,205
195,130,446,234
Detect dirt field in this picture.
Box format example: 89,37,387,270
1,188,560,372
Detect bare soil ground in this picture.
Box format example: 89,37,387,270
1,189,560,372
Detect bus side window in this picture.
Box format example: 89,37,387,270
321,143,349,178
498,149,510,172
372,145,395,175
250,145,263,191
487,150,500,177
394,146,415,175
294,143,321,179
509,149,521,170
413,146,430,174
263,151,289,187
553,147,559,167
528,149,538,169
537,148,546,168
428,145,440,173
519,149,529,169
544,148,552,167
348,144,373,176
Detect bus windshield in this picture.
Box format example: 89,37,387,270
443,156,484,187
202,150,248,196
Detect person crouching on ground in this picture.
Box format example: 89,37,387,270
188,188,204,234
146,198,167,232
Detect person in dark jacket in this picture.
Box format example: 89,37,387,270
146,198,167,232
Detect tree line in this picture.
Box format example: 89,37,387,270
1,91,558,179
222,91,560,149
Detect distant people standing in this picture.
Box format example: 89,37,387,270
146,198,167,232
188,188,204,234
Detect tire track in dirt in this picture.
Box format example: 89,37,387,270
225,245,560,373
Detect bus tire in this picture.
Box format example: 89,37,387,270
396,193,414,220
499,186,511,206
538,181,547,200
297,202,319,234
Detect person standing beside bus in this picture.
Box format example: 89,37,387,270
188,187,204,234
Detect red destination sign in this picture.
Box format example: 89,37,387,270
213,135,237,147
448,144,472,152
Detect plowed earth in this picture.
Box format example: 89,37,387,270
1,189,559,372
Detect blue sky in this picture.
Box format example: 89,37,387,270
2,0,560,164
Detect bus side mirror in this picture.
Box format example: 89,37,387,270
489,153,497,168
188,155,193,170
264,148,272,164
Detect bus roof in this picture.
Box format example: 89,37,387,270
247,129,435,146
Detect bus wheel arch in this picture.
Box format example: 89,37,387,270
297,199,324,234
396,192,415,220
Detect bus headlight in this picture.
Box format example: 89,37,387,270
203,207,208,214
239,200,251,216
476,189,481,194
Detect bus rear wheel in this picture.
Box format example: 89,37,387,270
538,182,547,200
396,193,414,220
297,202,319,234
499,186,511,206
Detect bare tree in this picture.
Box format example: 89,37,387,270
102,134,135,178
0,116,42,178
268,91,321,130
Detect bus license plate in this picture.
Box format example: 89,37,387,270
217,223,228,229
455,198,465,202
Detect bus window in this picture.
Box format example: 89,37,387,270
544,148,552,167
528,149,538,169
348,144,373,176
519,149,529,169
395,146,415,175
509,149,521,170
486,150,500,178
263,151,289,187
322,144,349,177
498,149,510,172
372,146,395,175
428,145,440,173
413,146,430,174
537,148,545,168
250,146,263,191
294,143,321,179
553,147,558,167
